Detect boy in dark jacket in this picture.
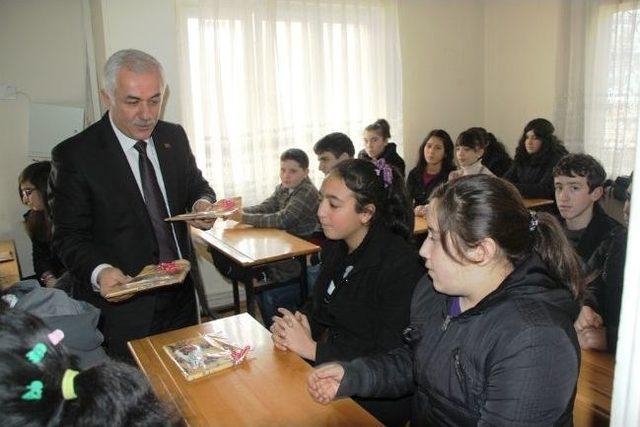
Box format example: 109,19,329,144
553,154,627,353
313,132,355,176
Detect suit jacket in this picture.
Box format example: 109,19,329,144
50,113,215,338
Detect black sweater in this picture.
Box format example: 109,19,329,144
503,143,568,198
303,224,425,426
406,167,450,206
572,204,627,352
357,142,406,177
338,255,580,426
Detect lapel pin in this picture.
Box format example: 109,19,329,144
164,143,171,148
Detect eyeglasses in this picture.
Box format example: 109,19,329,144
20,188,36,198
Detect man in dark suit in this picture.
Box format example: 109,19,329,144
49,49,216,359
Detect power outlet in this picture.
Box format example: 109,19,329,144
0,84,17,100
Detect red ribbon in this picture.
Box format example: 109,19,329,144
157,262,180,274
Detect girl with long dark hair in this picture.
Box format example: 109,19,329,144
504,118,568,198
271,158,424,426
406,129,455,210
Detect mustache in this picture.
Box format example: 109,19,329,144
133,119,156,126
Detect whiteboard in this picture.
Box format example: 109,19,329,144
28,103,85,159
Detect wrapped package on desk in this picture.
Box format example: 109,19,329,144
164,331,251,381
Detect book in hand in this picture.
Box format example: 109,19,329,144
104,259,191,299
165,197,241,222
164,331,251,381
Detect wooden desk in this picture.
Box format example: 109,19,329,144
129,313,381,427
414,216,428,235
0,240,21,289
192,221,320,316
412,198,552,237
523,198,554,209
574,350,614,426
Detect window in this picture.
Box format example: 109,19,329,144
176,0,403,203
579,2,640,177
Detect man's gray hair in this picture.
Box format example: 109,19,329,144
103,49,165,97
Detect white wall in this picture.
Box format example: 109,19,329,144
483,0,563,153
0,0,86,277
399,0,564,161
398,0,485,169
99,0,182,122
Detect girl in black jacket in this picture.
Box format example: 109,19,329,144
406,129,455,210
309,175,583,426
270,159,425,426
357,118,406,177
504,118,568,198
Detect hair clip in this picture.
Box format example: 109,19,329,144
21,380,43,401
26,343,47,364
48,329,64,346
528,211,539,232
62,369,79,400
373,159,393,188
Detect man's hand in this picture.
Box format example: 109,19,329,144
187,199,217,230
98,267,133,302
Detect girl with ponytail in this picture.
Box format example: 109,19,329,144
358,118,406,177
308,175,583,426
270,159,424,426
0,308,180,427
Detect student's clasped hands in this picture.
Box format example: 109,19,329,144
269,308,316,360
574,305,607,350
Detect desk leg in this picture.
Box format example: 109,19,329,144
244,278,256,317
297,256,308,304
232,280,240,315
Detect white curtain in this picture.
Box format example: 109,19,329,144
555,0,640,177
176,0,403,204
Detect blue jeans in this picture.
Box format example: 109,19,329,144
257,282,301,328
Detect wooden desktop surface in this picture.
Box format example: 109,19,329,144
524,198,555,209
129,313,381,427
574,349,614,426
412,198,553,236
414,216,428,235
192,220,320,267
0,240,21,289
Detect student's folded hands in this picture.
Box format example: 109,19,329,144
269,308,316,360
